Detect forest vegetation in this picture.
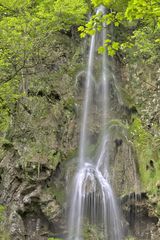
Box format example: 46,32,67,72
0,0,159,132
0,0,160,239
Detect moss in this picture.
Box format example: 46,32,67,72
125,237,136,240
65,148,77,160
0,232,10,240
0,147,5,161
63,97,76,112
0,205,10,240
129,117,160,194
107,118,132,147
155,201,160,216
53,188,65,205
48,238,62,240
48,150,62,167
44,183,65,206
0,205,5,222
120,87,135,109
83,223,104,240
21,143,62,169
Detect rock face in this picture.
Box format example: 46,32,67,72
110,60,160,239
0,32,159,240
0,32,82,239
121,192,159,239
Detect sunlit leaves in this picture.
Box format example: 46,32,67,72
35,0,88,31
129,27,160,63
112,41,119,50
0,0,89,135
78,11,124,41
91,0,129,11
0,79,20,132
0,0,89,83
125,0,160,38
91,0,112,7
98,46,105,54
80,0,160,60
107,41,120,56
155,38,160,43
78,12,103,37
125,0,160,21
98,39,120,56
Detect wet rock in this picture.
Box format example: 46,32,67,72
9,207,25,240
121,192,159,239
151,219,160,240
0,31,81,239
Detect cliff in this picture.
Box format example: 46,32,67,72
0,15,160,240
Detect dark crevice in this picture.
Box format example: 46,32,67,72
115,139,123,148
46,90,61,102
2,142,14,150
19,205,55,238
28,89,61,103
21,185,37,196
123,105,138,116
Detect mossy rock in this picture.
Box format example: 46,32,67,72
129,117,160,194
0,205,6,222
48,238,63,240
83,223,104,240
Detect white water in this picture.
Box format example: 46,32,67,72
68,6,123,240
79,34,95,167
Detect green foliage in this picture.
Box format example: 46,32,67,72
125,0,160,23
98,39,120,56
91,0,112,7
36,0,88,31
0,79,21,133
79,0,160,61
0,0,89,139
0,0,88,84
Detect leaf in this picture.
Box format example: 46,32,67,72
108,45,115,56
114,21,119,27
78,26,85,32
105,39,111,44
98,46,105,54
80,32,86,38
112,41,120,50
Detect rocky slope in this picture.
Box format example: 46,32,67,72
0,32,83,240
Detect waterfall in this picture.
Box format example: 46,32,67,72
79,34,95,167
67,6,123,240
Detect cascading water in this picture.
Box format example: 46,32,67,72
67,6,123,240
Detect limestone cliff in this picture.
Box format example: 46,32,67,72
0,32,82,240
0,31,159,240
